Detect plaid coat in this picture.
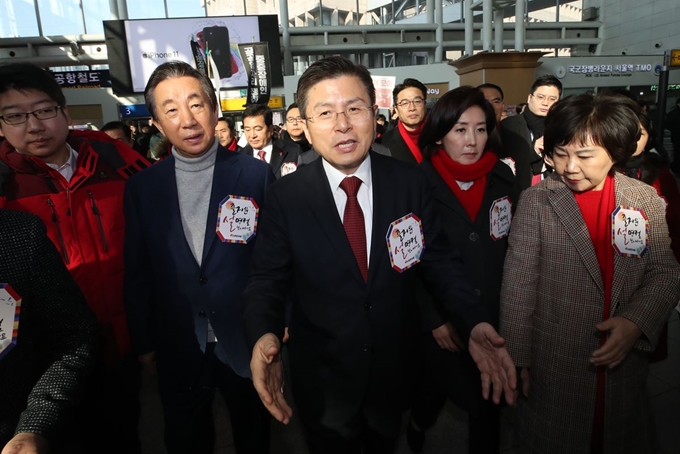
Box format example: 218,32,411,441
500,172,680,454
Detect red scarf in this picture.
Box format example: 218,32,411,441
430,148,498,221
573,173,615,453
226,137,238,152
398,120,425,163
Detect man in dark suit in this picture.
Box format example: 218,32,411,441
241,104,301,178
381,78,428,165
124,62,275,454
0,209,99,454
243,56,516,454
500,75,562,189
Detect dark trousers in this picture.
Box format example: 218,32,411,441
158,343,271,454
76,354,142,454
411,335,501,454
299,404,401,454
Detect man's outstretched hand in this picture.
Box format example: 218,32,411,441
251,333,293,424
468,322,517,406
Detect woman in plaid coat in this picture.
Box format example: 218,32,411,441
500,94,680,454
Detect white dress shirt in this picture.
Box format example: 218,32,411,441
322,155,373,266
255,142,274,164
45,143,78,182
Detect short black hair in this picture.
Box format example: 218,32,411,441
530,75,563,97
243,104,273,127
296,56,375,119
543,93,640,169
101,121,132,140
0,62,66,107
515,103,527,115
419,86,497,160
285,103,299,116
377,114,387,121
217,117,234,130
393,78,427,104
477,83,504,100
144,61,217,120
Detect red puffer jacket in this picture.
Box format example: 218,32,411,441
0,130,149,363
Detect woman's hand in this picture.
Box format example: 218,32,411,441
590,317,643,368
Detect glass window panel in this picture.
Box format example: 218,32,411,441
167,0,206,18
83,0,111,34
1,0,40,37
37,0,84,35
127,0,167,20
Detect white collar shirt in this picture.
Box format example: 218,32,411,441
45,143,78,182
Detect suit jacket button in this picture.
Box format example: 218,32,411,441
469,232,479,242
364,303,371,310
363,344,370,352
198,311,206,318
199,277,208,284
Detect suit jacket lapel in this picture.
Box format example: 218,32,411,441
269,143,286,177
546,176,604,293
367,154,395,283
201,150,242,265
304,158,366,285
610,174,635,310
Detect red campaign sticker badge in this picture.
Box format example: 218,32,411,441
385,213,425,273
0,283,22,360
489,196,512,241
216,195,259,244
611,206,649,258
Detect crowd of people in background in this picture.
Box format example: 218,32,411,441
0,56,679,454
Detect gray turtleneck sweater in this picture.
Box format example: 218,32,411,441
172,140,218,266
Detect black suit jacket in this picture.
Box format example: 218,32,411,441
0,210,99,447
500,114,547,190
243,152,488,422
124,147,275,390
241,139,301,179
381,126,419,165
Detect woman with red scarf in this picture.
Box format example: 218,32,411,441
500,94,680,454
406,86,517,454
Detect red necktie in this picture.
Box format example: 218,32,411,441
339,176,368,282
258,150,266,161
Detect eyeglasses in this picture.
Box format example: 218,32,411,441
531,94,559,104
306,106,373,125
286,116,302,124
0,106,62,125
396,98,424,109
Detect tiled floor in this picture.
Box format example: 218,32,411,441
138,308,680,453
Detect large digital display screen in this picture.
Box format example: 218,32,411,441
104,15,282,95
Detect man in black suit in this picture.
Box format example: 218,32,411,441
499,75,562,189
0,210,99,454
380,78,428,165
124,62,274,454
243,56,516,454
241,104,301,178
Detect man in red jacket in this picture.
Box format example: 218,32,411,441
0,62,149,453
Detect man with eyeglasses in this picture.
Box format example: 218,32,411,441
281,103,312,153
243,56,517,454
381,78,428,165
500,75,563,189
241,104,302,179
0,62,149,453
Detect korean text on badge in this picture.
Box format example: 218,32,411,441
0,284,22,360
489,196,512,241
386,213,425,273
216,196,260,244
611,206,649,258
